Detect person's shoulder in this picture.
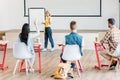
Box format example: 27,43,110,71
18,33,21,38
48,16,51,19
46,16,51,19
65,33,71,38
106,30,111,34
18,33,21,42
28,33,32,39
65,34,70,37
76,33,83,38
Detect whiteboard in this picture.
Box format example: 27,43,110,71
28,8,45,31
25,0,101,17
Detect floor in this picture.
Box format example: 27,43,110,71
0,49,120,80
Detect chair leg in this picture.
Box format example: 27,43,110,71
75,61,80,78
19,60,25,72
27,59,34,73
13,60,20,75
78,60,83,72
25,59,28,75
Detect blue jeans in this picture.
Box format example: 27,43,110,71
44,27,54,48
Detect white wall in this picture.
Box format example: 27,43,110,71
26,0,100,16
0,0,119,31
27,0,119,30
51,0,119,30
0,0,27,31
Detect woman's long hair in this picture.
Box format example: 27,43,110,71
20,23,30,45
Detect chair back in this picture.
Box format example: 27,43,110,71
63,45,80,54
62,45,81,61
13,42,32,59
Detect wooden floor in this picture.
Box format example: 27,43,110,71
0,49,120,80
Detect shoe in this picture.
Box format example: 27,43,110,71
50,48,54,52
109,66,115,70
42,48,47,52
67,73,74,78
109,60,117,70
28,69,34,73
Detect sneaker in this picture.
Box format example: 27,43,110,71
67,73,74,78
28,69,34,73
109,66,115,70
42,48,47,52
109,60,117,70
50,48,54,52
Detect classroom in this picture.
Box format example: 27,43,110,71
0,0,120,80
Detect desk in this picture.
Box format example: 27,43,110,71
0,41,8,70
94,42,109,70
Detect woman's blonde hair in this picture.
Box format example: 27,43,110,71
45,10,51,16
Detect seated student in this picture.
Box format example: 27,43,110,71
61,21,84,77
100,18,120,70
18,23,40,70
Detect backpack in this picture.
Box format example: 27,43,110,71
51,63,71,79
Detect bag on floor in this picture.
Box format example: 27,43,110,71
51,63,71,79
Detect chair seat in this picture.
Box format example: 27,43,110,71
15,54,32,60
62,45,81,61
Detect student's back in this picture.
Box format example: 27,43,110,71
65,32,83,45
65,32,83,56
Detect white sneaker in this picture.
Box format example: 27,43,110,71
42,48,47,52
28,69,34,73
50,48,54,52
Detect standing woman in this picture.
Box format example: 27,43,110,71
42,11,54,51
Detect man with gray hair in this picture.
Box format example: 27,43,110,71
100,18,120,70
